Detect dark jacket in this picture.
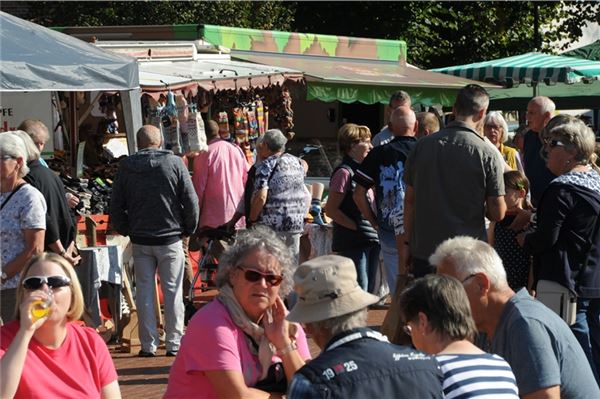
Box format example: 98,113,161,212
524,181,600,298
109,148,199,245
331,156,378,252
24,160,75,249
295,328,443,399
523,130,556,207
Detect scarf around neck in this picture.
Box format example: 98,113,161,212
217,284,275,380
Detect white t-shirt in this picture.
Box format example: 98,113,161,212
0,184,46,289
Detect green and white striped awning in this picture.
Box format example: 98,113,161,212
430,52,600,85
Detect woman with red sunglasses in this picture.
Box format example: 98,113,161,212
165,226,311,399
0,253,121,398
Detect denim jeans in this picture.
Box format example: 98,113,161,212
571,297,600,386
339,244,381,293
132,241,185,353
378,229,398,296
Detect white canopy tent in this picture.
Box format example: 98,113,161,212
0,11,142,156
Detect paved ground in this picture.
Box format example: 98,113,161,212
111,308,388,398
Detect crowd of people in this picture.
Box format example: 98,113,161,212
1,82,599,398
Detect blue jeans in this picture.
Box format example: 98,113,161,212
378,229,398,296
339,244,381,294
571,297,600,386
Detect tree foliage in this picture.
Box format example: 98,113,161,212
23,1,295,30
9,1,600,69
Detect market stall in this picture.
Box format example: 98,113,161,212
0,11,142,341
94,39,304,161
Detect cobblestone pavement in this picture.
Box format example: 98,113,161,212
112,308,388,398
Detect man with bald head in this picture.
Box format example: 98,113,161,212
192,119,248,230
524,96,557,206
110,125,199,357
372,90,412,147
353,106,418,296
404,84,506,278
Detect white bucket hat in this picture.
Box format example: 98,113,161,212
286,255,380,323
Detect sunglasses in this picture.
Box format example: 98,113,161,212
1,155,17,161
23,275,71,290
236,266,283,286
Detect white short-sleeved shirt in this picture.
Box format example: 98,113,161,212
0,184,46,289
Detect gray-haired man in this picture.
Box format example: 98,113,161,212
434,236,599,399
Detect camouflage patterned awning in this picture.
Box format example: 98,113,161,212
233,52,497,106
200,25,497,106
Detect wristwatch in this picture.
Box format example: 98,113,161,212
1,271,7,283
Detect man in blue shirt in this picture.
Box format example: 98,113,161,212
434,236,600,399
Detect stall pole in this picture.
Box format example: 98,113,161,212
121,88,143,154
69,92,78,171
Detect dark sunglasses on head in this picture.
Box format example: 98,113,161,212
23,275,71,290
236,266,283,286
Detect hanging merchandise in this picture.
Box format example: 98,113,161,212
246,105,258,141
255,98,265,136
281,87,294,132
183,100,208,155
162,90,182,154
233,107,253,163
218,111,231,141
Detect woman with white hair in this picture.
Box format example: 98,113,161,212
249,129,310,306
11,130,78,265
484,111,523,172
0,132,46,323
519,115,600,383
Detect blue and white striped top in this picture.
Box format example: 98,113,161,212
435,353,519,399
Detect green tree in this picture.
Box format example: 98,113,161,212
7,1,599,69
292,1,599,68
22,1,296,30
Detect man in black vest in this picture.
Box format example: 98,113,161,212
286,255,443,399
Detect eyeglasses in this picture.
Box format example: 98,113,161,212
461,274,477,284
484,124,502,130
1,155,16,161
236,266,283,287
545,139,566,149
22,275,71,290
403,324,412,336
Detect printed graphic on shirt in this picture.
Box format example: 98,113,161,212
378,161,406,235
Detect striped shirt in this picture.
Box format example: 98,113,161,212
435,353,519,399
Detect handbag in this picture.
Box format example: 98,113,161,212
536,280,577,325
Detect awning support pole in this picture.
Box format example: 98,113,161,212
121,88,143,154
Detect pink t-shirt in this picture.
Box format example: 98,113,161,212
0,321,118,399
164,300,311,399
330,167,376,207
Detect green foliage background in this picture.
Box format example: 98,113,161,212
10,1,600,69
